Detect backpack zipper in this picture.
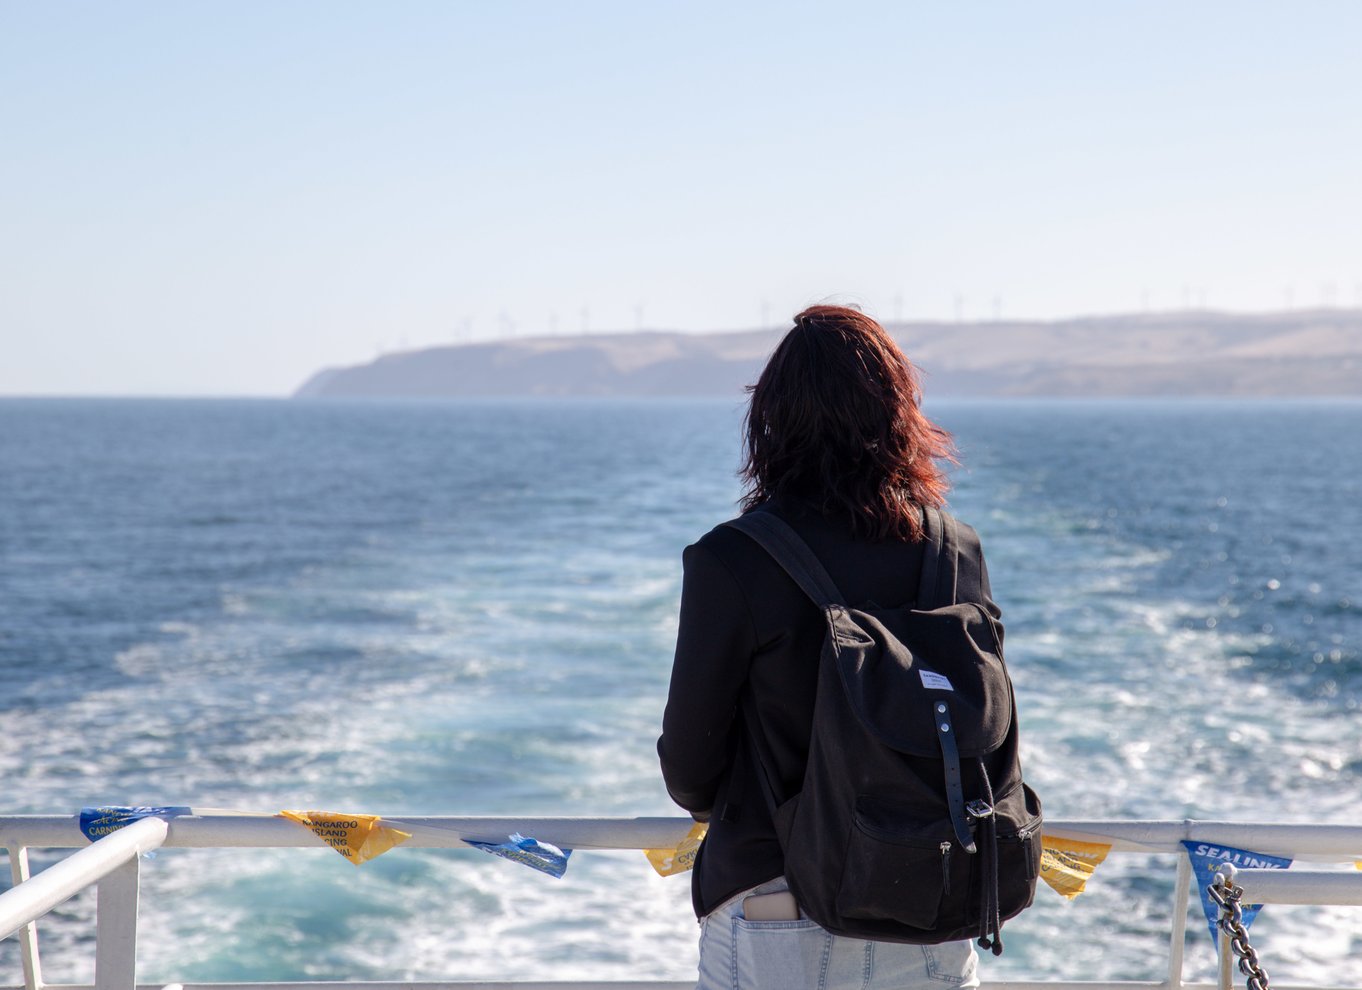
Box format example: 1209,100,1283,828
939,841,953,893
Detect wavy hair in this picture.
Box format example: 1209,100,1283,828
740,305,955,541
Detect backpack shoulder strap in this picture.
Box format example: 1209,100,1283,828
918,507,961,608
723,512,845,608
720,512,839,825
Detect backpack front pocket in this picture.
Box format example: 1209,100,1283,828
993,783,1043,920
836,801,968,929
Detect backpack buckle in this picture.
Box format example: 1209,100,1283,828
965,800,994,820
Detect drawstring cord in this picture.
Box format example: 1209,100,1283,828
975,761,1003,956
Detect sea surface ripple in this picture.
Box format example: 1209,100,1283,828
1,398,1359,984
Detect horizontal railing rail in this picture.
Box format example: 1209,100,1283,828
0,816,691,852
5,814,1362,855
4,815,1362,990
1236,868,1362,906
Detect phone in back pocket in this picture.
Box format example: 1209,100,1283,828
742,891,800,921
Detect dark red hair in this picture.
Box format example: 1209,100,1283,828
740,305,955,541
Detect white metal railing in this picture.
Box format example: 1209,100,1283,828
1233,867,1362,906
2,816,169,990
3,815,1362,990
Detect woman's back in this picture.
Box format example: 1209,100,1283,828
658,305,992,989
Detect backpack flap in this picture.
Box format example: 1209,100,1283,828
827,602,1012,759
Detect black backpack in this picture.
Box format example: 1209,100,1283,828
724,507,1042,955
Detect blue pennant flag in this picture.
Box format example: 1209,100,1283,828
79,806,191,842
467,833,572,878
1182,840,1291,943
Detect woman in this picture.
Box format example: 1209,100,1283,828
658,305,1000,990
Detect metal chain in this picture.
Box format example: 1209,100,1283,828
1208,873,1271,990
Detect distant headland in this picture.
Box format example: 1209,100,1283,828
293,309,1362,399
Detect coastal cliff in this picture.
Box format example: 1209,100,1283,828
294,309,1362,399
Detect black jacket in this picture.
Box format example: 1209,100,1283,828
657,494,1000,917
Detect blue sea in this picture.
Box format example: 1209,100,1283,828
2,398,1360,985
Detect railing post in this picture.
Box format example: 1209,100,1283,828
6,844,44,990
1166,853,1191,989
1217,924,1232,990
94,854,141,990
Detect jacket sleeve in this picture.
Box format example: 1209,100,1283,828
657,539,757,817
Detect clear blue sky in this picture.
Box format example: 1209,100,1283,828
2,2,1359,395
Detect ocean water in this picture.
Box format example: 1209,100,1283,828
1,397,1360,985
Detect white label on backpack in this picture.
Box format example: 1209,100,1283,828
919,669,955,691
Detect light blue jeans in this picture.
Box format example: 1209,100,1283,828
696,876,980,990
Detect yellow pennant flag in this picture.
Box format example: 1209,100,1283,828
1040,834,1112,899
280,810,411,865
645,822,708,876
